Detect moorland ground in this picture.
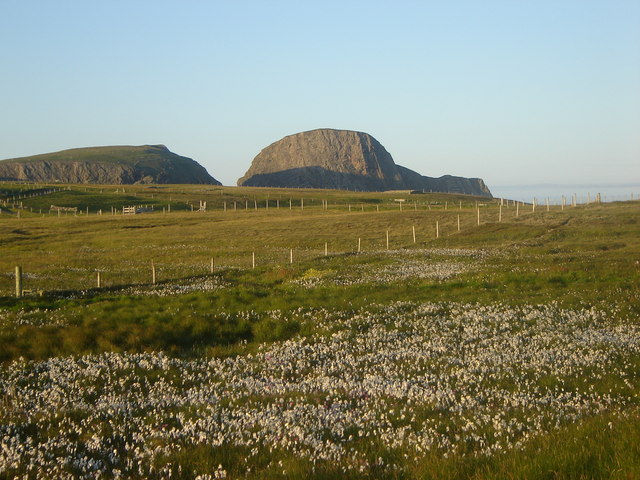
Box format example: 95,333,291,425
0,183,639,479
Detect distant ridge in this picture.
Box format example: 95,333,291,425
0,145,221,185
238,129,492,196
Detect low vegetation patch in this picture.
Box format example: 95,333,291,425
1,302,638,478
1,185,639,478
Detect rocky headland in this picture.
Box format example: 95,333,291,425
238,129,491,196
0,145,220,185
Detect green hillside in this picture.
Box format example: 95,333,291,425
0,145,220,184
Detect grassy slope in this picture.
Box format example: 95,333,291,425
1,187,638,352
1,184,639,479
1,145,176,167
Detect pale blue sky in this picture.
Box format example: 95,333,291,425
1,0,639,189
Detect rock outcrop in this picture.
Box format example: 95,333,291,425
238,129,491,196
0,145,220,185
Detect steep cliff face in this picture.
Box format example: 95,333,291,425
238,129,404,191
238,129,492,196
0,145,221,185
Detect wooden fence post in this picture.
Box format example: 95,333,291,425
457,215,460,232
252,252,255,269
436,221,439,239
97,272,101,288
412,225,416,244
477,207,480,226
151,261,156,284
15,266,22,298
290,248,293,264
358,237,361,253
210,257,215,273
324,242,328,256
386,230,389,250
499,204,502,222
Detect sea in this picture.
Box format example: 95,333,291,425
488,183,640,204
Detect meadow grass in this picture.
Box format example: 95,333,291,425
0,183,639,479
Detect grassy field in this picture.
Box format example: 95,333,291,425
0,183,639,479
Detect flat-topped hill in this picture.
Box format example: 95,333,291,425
238,129,491,196
0,145,220,185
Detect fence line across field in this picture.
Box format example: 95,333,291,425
3,194,637,297
4,190,629,218
0,205,564,297
10,222,441,296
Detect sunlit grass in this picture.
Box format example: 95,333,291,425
1,184,639,479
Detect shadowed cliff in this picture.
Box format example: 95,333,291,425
238,129,492,196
